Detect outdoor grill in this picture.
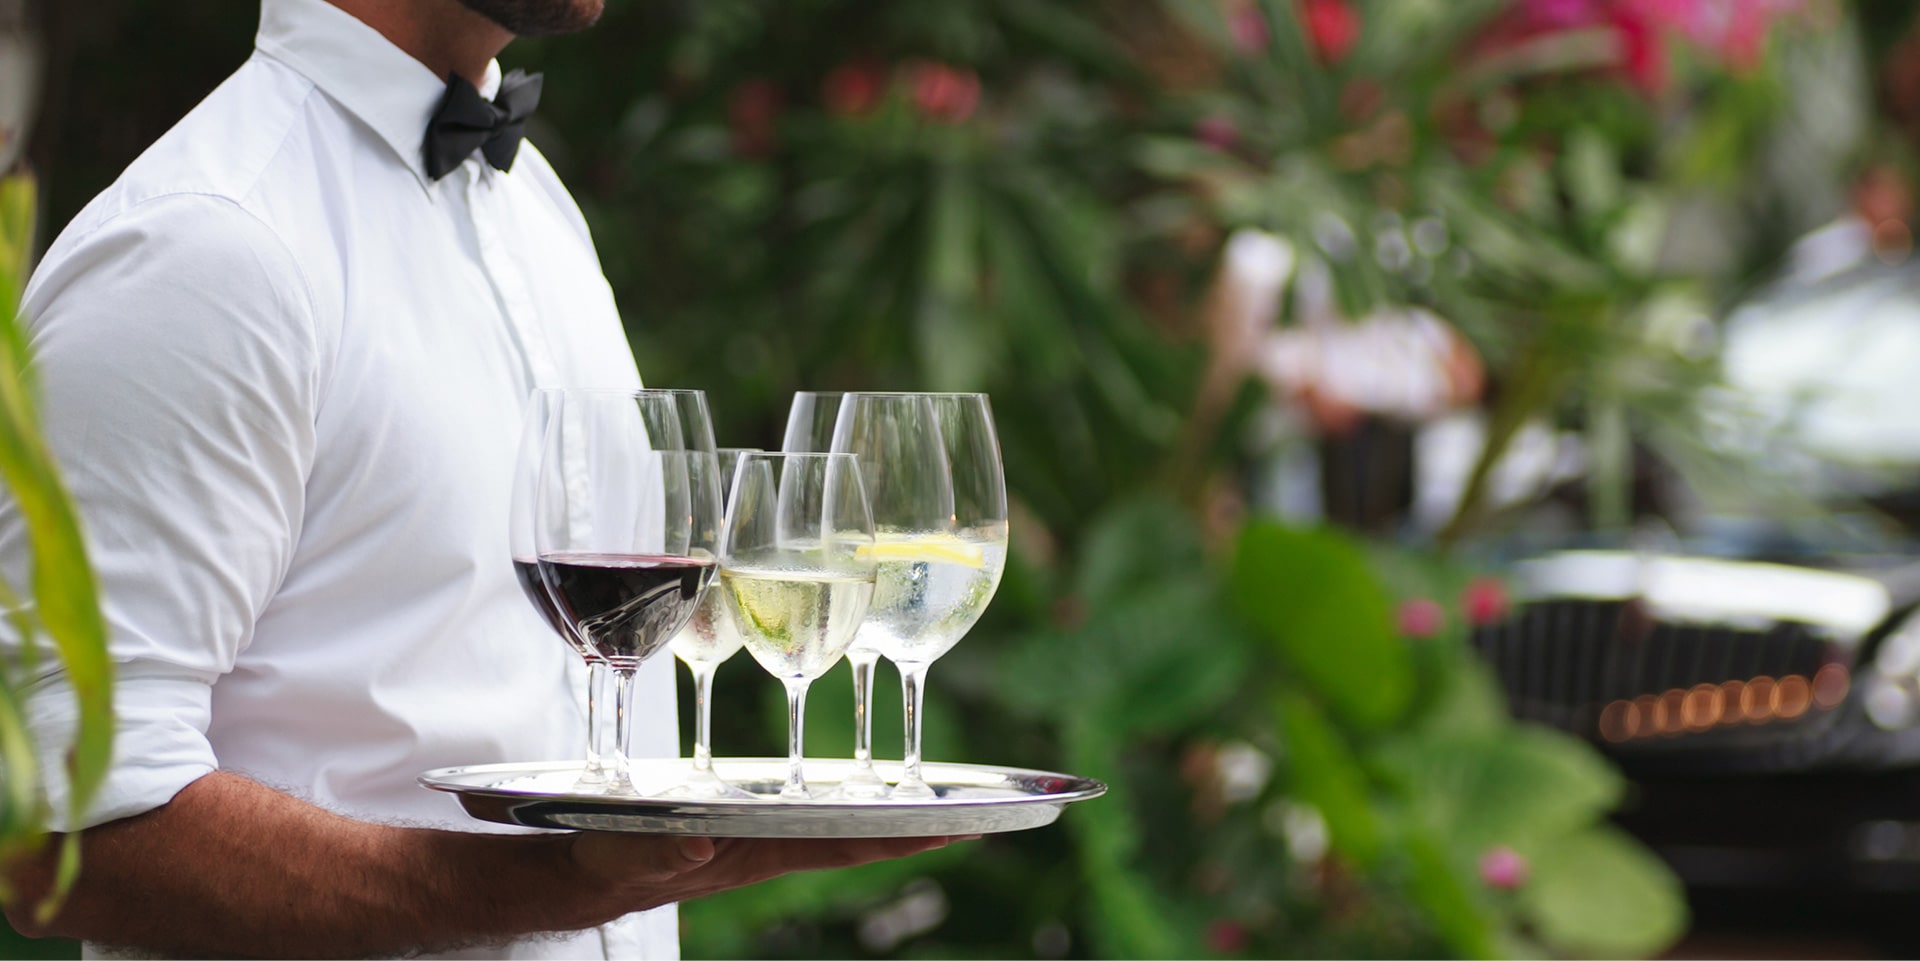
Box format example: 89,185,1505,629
1468,550,1920,775
1472,549,1920,948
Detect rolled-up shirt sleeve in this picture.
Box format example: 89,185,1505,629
3,192,320,831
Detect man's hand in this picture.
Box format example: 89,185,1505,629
6,771,970,958
566,832,972,918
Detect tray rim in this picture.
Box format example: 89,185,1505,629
418,757,1108,813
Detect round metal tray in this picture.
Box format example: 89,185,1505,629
419,758,1107,838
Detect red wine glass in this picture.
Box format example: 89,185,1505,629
533,391,723,796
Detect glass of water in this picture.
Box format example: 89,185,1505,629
718,451,877,800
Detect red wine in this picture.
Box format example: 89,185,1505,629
512,557,593,660
538,552,713,667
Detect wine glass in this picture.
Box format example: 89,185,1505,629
512,388,679,790
831,393,1008,799
782,392,889,798
718,451,876,800
534,391,724,796
664,447,761,797
656,386,720,454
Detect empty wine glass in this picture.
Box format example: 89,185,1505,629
718,452,876,800
656,387,720,454
664,447,761,798
534,391,723,796
512,388,698,791
831,392,1008,799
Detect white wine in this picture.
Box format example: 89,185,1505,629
721,567,874,680
851,530,1007,664
669,589,746,666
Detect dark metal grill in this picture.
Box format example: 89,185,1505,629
1467,551,1897,774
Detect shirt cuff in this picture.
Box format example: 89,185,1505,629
27,670,218,832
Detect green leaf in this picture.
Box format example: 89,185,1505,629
1231,522,1411,730
1403,828,1503,960
1373,726,1622,856
914,163,993,392
1517,825,1688,959
1412,651,1510,737
999,575,1249,737
0,171,115,847
1071,494,1205,609
1063,716,1185,960
0,653,44,850
1565,126,1623,227
1275,693,1381,866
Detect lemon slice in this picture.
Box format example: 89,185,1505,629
857,535,986,568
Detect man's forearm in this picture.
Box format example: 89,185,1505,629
5,771,631,957
4,770,963,958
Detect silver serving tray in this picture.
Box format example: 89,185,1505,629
419,758,1106,838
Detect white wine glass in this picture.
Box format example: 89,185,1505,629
718,451,876,800
832,392,1008,799
785,391,892,798
535,391,723,796
664,447,761,798
510,385,698,790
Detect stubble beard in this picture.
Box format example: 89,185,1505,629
454,0,604,36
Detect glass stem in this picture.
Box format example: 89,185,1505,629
781,677,811,800
897,661,934,797
849,649,879,775
691,661,716,774
612,665,639,795
584,659,611,781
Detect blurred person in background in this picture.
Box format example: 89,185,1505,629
0,0,958,957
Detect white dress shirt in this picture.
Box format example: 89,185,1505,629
4,0,678,957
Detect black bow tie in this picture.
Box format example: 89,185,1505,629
423,69,543,181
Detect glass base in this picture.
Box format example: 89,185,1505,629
660,766,758,800
568,762,611,795
823,765,892,801
889,777,939,801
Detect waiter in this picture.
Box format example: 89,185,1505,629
0,0,958,956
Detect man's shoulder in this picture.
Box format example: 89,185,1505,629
59,54,323,244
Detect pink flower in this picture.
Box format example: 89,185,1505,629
1611,6,1669,95
1500,0,1670,95
822,61,887,117
1522,0,1603,28
1627,0,1800,70
1298,0,1361,65
1479,845,1529,889
1227,0,1270,53
908,61,981,124
1461,576,1510,626
1195,114,1239,152
1205,918,1249,953
1396,598,1445,638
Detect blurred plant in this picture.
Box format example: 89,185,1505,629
1147,0,1844,543
0,167,112,919
495,0,1840,957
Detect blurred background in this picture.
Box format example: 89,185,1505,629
15,0,1920,956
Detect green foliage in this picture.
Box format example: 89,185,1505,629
0,171,113,915
499,0,1722,952
14,0,1858,955
1516,826,1689,959
1228,521,1686,959
1232,524,1411,731
1273,693,1383,867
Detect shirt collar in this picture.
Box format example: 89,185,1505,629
255,0,504,192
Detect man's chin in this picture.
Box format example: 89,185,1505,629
457,0,604,37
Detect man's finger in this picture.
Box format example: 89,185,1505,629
570,832,715,884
